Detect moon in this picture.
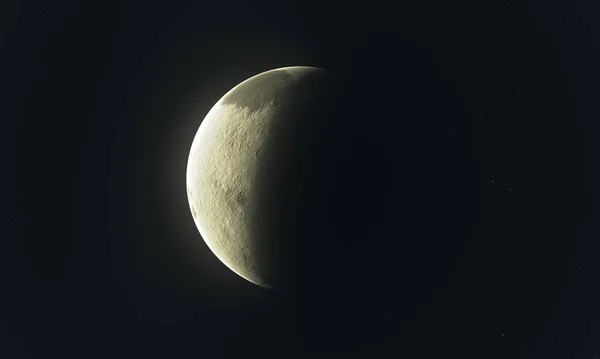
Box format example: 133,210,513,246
186,66,339,289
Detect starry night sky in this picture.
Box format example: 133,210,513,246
5,0,600,358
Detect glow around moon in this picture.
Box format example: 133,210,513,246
186,66,328,289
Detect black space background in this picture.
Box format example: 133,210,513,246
4,0,600,358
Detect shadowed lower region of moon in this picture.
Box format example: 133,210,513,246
187,66,421,293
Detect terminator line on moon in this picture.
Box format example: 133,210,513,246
186,66,335,289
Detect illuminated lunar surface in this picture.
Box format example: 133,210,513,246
186,66,336,289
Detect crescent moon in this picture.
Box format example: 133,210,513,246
186,66,329,288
